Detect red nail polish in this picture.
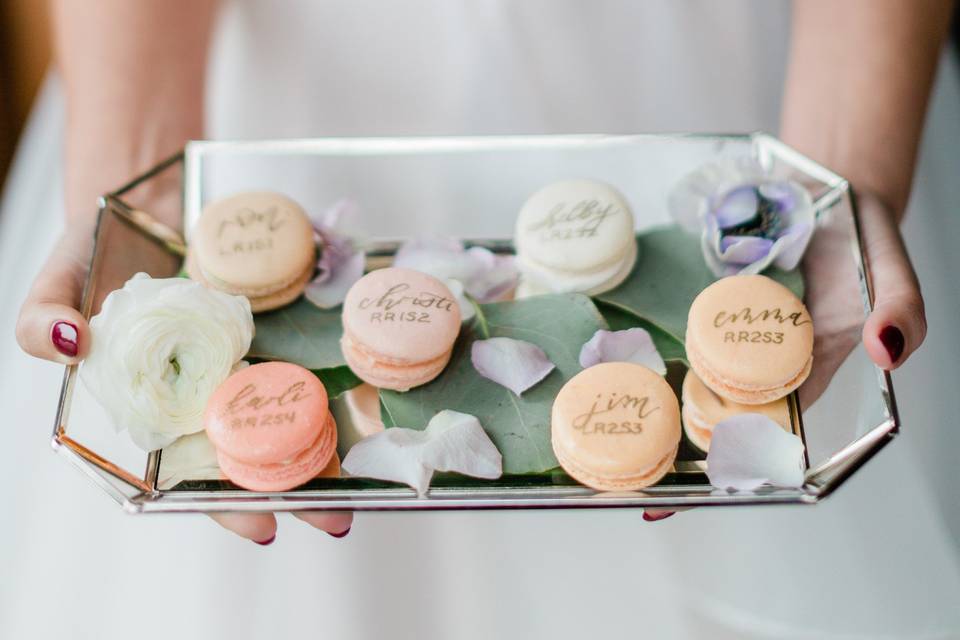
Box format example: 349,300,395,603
643,511,675,522
879,326,904,364
328,527,351,539
254,534,276,546
51,321,79,357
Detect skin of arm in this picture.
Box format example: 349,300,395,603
53,0,218,226
781,0,954,218
781,0,953,375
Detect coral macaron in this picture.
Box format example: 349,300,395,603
551,362,680,492
204,362,337,491
187,191,316,312
685,274,814,405
341,267,461,391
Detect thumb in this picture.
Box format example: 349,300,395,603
16,225,95,364
858,194,927,370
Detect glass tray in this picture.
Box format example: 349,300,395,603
51,133,897,513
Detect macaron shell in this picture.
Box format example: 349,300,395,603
515,179,635,273
342,331,453,391
687,333,813,404
187,250,314,312
555,441,678,492
217,414,338,491
686,275,814,392
193,191,316,295
551,362,680,486
517,236,637,296
341,267,461,364
205,362,330,465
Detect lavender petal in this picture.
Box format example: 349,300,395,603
471,337,555,396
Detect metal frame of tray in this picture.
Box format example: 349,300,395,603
49,133,897,513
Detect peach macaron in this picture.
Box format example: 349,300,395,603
681,369,791,452
204,362,337,491
551,362,681,491
340,267,461,391
685,274,814,405
187,191,316,312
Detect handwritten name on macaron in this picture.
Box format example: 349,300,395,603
226,381,312,415
712,306,811,328
571,392,661,435
527,199,621,241
357,282,455,323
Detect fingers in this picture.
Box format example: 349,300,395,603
643,507,691,522
293,511,353,538
16,228,95,364
208,512,278,545
857,196,927,370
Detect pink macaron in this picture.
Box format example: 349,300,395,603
341,267,462,391
204,362,337,491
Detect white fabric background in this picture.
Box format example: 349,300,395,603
1,2,959,638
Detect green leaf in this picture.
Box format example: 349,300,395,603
312,366,363,399
249,298,347,370
596,225,805,343
379,293,607,474
248,298,362,398
595,301,688,364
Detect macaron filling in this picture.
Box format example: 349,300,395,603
553,440,678,491
341,330,452,391
686,331,813,401
518,239,637,294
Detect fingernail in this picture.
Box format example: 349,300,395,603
51,321,79,357
254,534,276,546
643,511,675,522
328,527,351,539
879,325,905,364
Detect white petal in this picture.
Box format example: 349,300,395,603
342,410,502,496
579,328,666,374
462,247,518,302
470,337,555,395
444,278,475,322
304,250,366,309
706,413,806,491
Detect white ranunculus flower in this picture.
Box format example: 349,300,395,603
80,273,254,451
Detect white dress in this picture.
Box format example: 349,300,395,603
2,2,959,638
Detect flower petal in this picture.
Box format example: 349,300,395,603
394,237,517,303
771,222,815,271
444,278,475,322
714,185,759,229
578,328,666,374
471,337,555,395
758,182,796,211
341,410,502,496
719,235,775,263
705,413,806,491
304,250,365,309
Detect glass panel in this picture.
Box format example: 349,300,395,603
54,134,893,512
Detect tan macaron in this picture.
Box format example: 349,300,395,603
187,191,316,312
681,369,791,452
551,362,681,491
685,274,814,404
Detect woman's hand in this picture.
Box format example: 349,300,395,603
799,192,926,406
16,212,354,544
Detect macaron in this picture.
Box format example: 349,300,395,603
681,369,791,452
551,362,681,491
514,179,637,296
204,362,337,491
685,274,814,404
187,191,316,312
341,267,461,391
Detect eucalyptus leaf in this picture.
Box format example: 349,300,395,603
312,366,363,399
596,302,687,364
596,226,804,343
249,297,347,370
380,293,607,474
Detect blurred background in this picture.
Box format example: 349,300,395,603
0,0,49,187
